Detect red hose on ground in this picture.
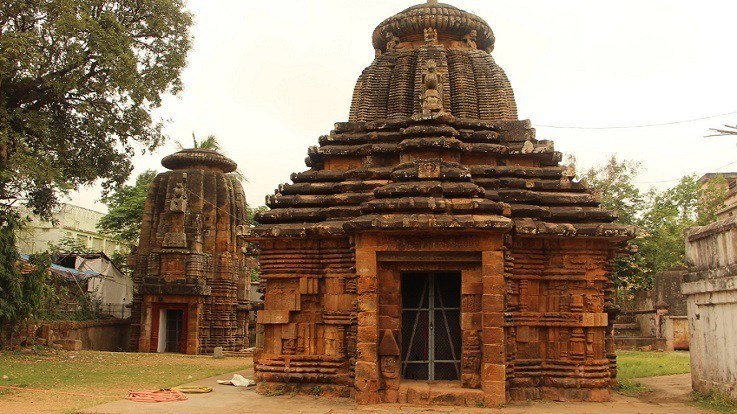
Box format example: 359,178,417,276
125,389,188,403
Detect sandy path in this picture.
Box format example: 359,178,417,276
81,370,706,414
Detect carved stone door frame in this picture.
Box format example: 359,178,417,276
150,302,189,353
353,231,507,406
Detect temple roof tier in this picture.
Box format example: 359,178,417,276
372,2,495,53
161,148,238,173
248,2,632,243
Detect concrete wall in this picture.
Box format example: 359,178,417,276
618,271,689,350
654,271,688,316
663,316,690,351
684,217,737,399
38,319,131,351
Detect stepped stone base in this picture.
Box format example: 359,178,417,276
397,381,488,406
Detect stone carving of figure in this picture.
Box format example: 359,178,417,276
424,27,438,45
421,60,444,116
170,182,187,212
463,29,478,49
378,330,401,380
380,355,399,379
418,161,440,179
385,32,400,51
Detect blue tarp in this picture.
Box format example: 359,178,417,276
18,252,101,282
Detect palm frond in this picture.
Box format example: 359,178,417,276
198,135,221,151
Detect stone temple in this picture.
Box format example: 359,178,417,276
130,148,249,354
245,1,635,405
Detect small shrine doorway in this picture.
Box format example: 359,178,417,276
150,303,188,353
401,271,462,381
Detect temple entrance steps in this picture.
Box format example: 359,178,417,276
614,322,666,350
397,380,486,406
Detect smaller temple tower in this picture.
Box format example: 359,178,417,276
129,148,249,354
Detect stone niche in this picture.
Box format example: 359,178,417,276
130,148,249,354
244,1,634,406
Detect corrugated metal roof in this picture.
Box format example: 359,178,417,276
18,253,101,282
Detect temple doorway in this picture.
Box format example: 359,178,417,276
152,303,188,353
401,272,462,381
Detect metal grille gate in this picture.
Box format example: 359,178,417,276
401,272,462,381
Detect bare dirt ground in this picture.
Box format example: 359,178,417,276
0,350,251,414
637,374,695,405
81,369,707,414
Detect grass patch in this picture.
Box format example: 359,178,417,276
692,390,737,414
616,350,691,379
616,378,650,397
0,349,251,413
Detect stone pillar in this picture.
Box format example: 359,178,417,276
654,301,669,339
461,268,483,388
481,250,506,405
355,240,379,404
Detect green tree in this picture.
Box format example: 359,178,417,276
697,174,728,225
581,155,644,226
48,233,94,254
177,133,222,152
582,156,728,291
0,0,192,217
98,170,156,246
187,133,222,152
0,0,192,340
636,174,728,283
247,205,269,227
0,214,52,343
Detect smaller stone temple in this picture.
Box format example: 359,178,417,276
129,148,250,354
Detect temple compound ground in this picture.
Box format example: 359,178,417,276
0,350,705,413
244,0,635,407
77,360,706,414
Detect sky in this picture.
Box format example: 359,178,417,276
69,0,737,213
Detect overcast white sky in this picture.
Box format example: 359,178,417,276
70,0,737,212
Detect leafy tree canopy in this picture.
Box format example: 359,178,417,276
0,0,191,339
0,213,52,335
0,0,192,218
581,155,644,226
247,205,269,227
97,169,156,246
580,155,728,291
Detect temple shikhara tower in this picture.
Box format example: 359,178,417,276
130,148,249,354
246,1,635,405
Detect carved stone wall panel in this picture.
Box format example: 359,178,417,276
254,237,357,394
506,238,614,400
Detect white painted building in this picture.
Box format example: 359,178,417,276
683,217,737,400
16,203,125,257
